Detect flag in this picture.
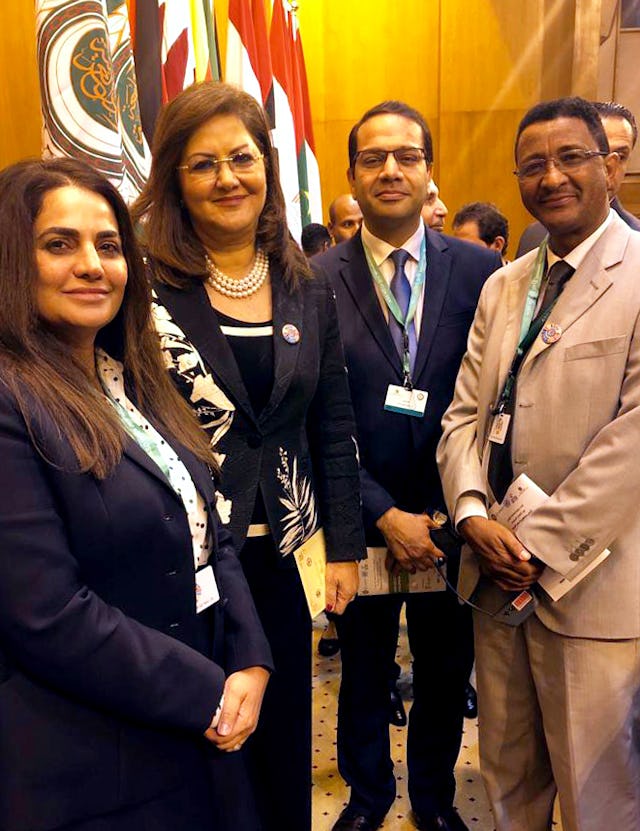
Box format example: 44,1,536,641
225,0,273,125
159,1,220,100
286,8,310,228
293,17,322,224
129,0,163,145
269,0,302,241
190,0,220,83
226,0,262,105
159,0,196,100
200,0,221,82
36,0,151,202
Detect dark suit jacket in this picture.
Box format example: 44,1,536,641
315,230,501,544
0,378,272,831
152,264,366,565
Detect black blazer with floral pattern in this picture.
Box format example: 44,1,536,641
152,262,366,566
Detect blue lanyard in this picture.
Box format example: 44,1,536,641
363,236,427,385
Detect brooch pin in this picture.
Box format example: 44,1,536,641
282,323,300,344
541,322,563,344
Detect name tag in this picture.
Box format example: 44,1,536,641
489,412,510,444
384,384,428,418
195,565,220,614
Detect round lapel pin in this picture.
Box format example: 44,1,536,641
282,323,300,344
541,322,563,344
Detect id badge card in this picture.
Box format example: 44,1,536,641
195,565,220,614
489,412,511,444
384,384,428,418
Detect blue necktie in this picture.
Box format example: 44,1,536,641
388,249,417,372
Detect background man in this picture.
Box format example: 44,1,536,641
515,99,640,255
438,97,640,831
594,100,640,228
421,178,448,231
452,201,509,264
327,193,363,244
316,100,501,831
300,221,332,257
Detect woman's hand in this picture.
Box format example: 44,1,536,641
204,666,270,752
325,561,359,615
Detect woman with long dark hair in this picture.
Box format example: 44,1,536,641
0,157,272,831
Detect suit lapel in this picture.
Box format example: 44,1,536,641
259,266,303,425
413,231,451,381
522,218,627,370
339,236,403,377
153,279,258,426
500,258,535,383
122,425,214,507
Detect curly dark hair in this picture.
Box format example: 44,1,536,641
516,97,610,158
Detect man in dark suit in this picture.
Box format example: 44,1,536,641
315,100,501,831
515,100,640,256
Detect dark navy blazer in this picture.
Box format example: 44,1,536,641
316,230,501,544
0,379,272,831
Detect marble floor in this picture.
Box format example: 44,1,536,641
311,614,563,831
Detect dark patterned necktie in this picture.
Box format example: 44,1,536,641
388,249,417,371
535,259,574,322
487,259,574,503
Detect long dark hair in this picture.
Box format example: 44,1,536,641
0,157,216,478
131,81,311,290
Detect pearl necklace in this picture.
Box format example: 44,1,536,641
205,248,269,298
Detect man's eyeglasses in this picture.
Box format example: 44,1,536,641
353,147,427,171
177,152,264,178
513,149,608,180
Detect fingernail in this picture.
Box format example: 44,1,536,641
325,603,334,613
519,549,531,560
217,722,230,736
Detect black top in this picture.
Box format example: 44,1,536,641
152,263,366,565
215,309,274,417
215,309,274,527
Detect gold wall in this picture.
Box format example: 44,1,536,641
1,0,604,249
0,4,42,167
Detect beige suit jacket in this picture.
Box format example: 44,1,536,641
437,213,640,639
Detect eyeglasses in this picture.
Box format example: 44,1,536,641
513,149,608,180
353,147,427,170
177,151,264,178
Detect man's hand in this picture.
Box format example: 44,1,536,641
204,666,270,752
376,507,444,574
458,515,544,591
325,561,358,614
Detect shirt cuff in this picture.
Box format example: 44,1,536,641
454,492,489,530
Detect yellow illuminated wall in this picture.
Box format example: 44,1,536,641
1,0,604,247
0,4,41,166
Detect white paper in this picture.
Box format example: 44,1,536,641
358,547,446,595
488,474,609,601
195,565,220,613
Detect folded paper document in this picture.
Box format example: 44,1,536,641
488,474,609,601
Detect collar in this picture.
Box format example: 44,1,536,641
547,209,613,271
360,220,425,269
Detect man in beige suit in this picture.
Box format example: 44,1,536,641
437,97,640,831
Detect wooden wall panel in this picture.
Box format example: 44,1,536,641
298,0,440,221
0,5,42,167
